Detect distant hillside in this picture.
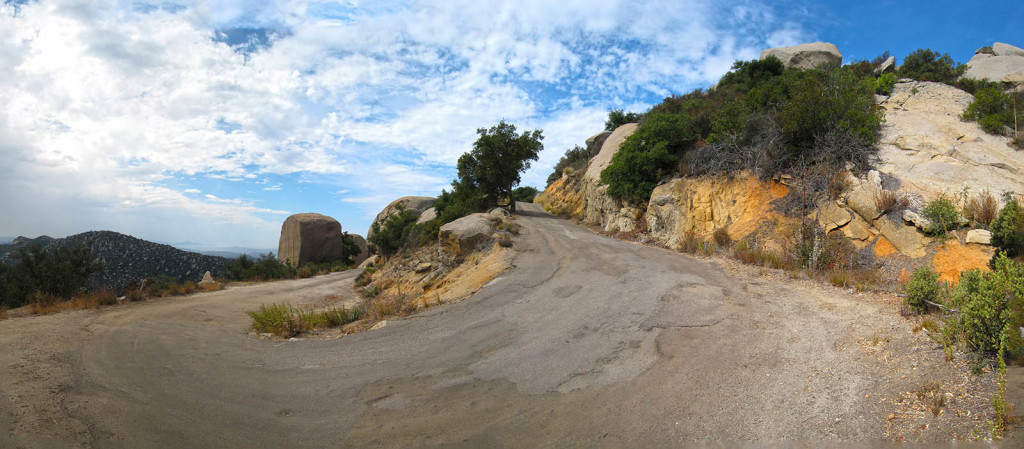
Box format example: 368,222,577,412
0,237,14,244
0,231,228,292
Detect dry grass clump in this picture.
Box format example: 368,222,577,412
962,190,998,229
0,306,7,320
30,290,118,315
679,230,716,256
712,228,732,247
247,302,364,338
875,189,911,217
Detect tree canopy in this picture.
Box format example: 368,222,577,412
453,120,543,214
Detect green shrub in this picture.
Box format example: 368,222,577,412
898,49,965,84
875,73,896,95
0,242,104,308
601,112,695,202
922,196,961,236
368,205,419,257
905,267,943,314
962,87,1016,135
546,145,590,185
716,56,785,93
991,198,1024,258
224,253,296,281
950,254,1024,354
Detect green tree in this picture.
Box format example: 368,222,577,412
512,186,539,203
898,48,965,84
341,232,361,265
456,120,544,214
546,145,589,185
605,109,641,131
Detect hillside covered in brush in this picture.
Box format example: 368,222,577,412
0,230,227,293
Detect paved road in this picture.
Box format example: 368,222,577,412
0,203,984,447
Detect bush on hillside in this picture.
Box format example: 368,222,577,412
898,49,965,84
341,232,361,265
875,73,896,95
962,87,1022,136
368,205,419,258
922,196,961,236
949,254,1024,355
991,198,1024,258
904,267,943,314
0,242,104,308
546,145,590,185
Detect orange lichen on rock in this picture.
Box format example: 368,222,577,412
873,236,897,258
932,240,993,283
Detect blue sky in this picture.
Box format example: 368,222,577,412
1,0,1021,248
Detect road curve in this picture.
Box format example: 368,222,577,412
1,203,953,447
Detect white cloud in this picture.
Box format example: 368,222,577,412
0,0,809,246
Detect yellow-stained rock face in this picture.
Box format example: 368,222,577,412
645,172,788,249
933,240,994,283
535,174,584,219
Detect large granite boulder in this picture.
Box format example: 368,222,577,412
760,42,842,70
439,213,496,260
277,213,344,267
964,42,1024,90
367,196,436,238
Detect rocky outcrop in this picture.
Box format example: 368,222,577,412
646,173,788,248
964,42,1024,90
585,130,612,157
580,123,640,232
760,42,842,70
367,196,436,238
277,213,345,267
348,233,369,265
875,56,896,75
439,213,496,260
876,81,1024,201
415,207,438,224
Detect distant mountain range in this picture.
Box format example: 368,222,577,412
168,244,277,260
0,231,229,292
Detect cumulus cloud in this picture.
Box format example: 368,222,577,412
0,0,809,246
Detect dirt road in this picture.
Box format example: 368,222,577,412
0,203,1006,447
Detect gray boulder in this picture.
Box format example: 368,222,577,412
966,229,992,245
367,196,436,238
760,42,842,70
416,207,438,224
875,56,895,75
277,213,345,267
439,213,496,260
